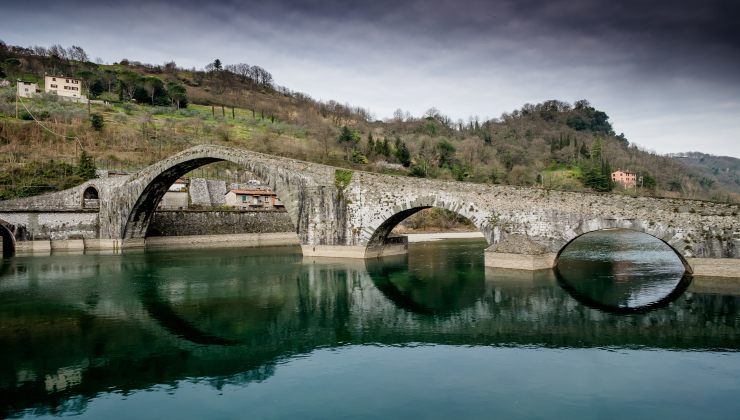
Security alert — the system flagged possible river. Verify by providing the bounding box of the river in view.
[1,230,738,418]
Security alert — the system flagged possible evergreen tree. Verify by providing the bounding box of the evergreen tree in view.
[436,139,456,168]
[581,138,612,192]
[381,138,391,157]
[483,131,493,145]
[77,150,97,180]
[90,113,104,131]
[337,126,358,145]
[366,132,375,155]
[396,140,411,167]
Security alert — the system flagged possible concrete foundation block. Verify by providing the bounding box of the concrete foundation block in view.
[84,239,122,252]
[301,245,369,259]
[484,251,557,271]
[365,243,409,258]
[687,258,740,278]
[302,242,409,259]
[50,239,85,252]
[16,240,52,255]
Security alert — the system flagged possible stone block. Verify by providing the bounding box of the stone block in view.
[484,251,557,271]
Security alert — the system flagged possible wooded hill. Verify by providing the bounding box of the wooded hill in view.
[1,41,737,203]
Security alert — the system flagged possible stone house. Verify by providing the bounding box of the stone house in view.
[224,189,284,209]
[611,169,637,188]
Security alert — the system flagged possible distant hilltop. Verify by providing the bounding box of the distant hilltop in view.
[0,41,736,203]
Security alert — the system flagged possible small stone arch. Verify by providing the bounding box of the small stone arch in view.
[83,185,99,199]
[82,185,100,209]
[363,196,491,255]
[0,219,16,258]
[554,226,693,274]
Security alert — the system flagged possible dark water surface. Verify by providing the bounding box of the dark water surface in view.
[1,231,739,419]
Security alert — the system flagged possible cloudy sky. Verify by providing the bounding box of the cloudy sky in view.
[3,0,739,156]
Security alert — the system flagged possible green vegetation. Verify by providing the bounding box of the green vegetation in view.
[0,160,84,199]
[76,150,97,180]
[0,41,737,203]
[90,113,104,131]
[335,169,353,191]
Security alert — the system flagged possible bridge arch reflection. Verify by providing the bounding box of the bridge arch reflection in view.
[555,227,693,274]
[554,229,692,314]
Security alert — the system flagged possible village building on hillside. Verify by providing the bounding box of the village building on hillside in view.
[16,80,39,98]
[225,189,284,209]
[611,169,637,188]
[44,75,86,101]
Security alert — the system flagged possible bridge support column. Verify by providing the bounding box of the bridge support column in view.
[484,234,556,271]
[302,236,408,259]
[484,251,557,270]
[15,240,51,255]
[688,258,740,278]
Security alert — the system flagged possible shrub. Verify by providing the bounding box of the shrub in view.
[335,169,353,190]
[90,113,104,131]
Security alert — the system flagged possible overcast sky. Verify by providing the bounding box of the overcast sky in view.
[3,0,739,157]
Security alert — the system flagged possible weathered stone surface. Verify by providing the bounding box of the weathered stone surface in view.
[487,234,549,254]
[147,210,294,236]
[1,144,738,274]
[188,178,211,206]
[206,179,227,206]
[145,232,299,249]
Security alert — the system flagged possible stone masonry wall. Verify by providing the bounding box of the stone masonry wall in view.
[147,210,295,236]
[0,212,99,241]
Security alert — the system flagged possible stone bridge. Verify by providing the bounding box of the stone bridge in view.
[1,144,739,276]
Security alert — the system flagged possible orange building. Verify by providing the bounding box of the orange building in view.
[611,169,637,188]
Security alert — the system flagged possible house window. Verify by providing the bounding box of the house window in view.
[241,195,248,202]
[52,78,56,81]
[50,84,57,88]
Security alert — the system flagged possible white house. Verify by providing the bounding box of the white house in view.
[16,80,39,98]
[44,75,86,101]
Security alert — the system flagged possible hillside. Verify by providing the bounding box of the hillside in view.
[0,41,737,203]
[668,152,740,195]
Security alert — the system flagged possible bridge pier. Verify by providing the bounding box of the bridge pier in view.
[484,251,557,271]
[302,236,409,259]
[483,235,557,271]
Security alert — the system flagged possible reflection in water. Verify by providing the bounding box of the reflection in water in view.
[367,241,486,315]
[556,229,690,313]
[0,239,738,418]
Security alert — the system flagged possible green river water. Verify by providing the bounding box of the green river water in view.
[1,230,738,419]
